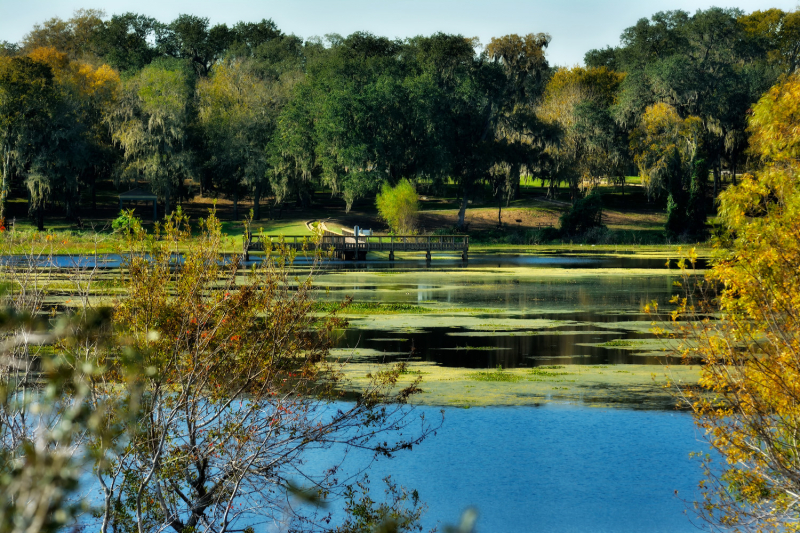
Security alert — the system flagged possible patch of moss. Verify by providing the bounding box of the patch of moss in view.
[528,368,572,377]
[313,301,499,315]
[599,339,635,347]
[469,367,523,382]
[313,301,430,314]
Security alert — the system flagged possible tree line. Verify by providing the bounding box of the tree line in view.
[0,7,797,236]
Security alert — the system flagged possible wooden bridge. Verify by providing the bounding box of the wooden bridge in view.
[243,234,469,261]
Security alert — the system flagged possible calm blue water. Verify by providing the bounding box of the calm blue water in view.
[299,404,706,533]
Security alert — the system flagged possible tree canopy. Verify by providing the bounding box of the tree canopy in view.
[0,6,795,231]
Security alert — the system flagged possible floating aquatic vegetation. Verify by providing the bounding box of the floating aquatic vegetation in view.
[469,366,524,382]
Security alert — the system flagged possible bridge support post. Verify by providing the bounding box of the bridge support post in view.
[389,250,394,261]
[426,250,431,263]
[461,250,468,262]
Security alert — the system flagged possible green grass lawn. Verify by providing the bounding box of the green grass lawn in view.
[247,219,312,235]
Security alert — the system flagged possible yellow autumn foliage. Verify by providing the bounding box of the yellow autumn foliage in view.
[630,103,702,198]
[679,74,800,531]
[28,46,119,102]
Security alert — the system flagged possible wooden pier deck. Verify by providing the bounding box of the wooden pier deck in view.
[243,234,469,261]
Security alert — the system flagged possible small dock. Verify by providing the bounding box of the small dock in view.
[243,234,469,261]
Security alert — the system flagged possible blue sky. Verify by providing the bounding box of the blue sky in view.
[1,0,796,66]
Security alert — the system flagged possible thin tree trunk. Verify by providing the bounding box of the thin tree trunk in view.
[253,183,261,220]
[457,187,469,229]
[1,149,9,220]
[37,203,44,231]
[233,192,238,221]
[497,194,502,227]
[713,155,719,197]
[98,470,114,533]
[165,187,171,217]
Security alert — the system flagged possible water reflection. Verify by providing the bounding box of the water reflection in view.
[335,320,684,368]
[317,275,678,311]
[5,251,706,271]
[309,253,707,271]
[315,258,693,368]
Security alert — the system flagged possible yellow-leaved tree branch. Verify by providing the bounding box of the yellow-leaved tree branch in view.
[672,74,800,532]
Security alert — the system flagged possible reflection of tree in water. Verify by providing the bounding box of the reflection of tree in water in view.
[335,322,679,369]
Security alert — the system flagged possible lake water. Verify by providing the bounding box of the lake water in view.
[298,403,705,533]
[297,253,709,532]
[312,252,692,367]
[33,251,709,531]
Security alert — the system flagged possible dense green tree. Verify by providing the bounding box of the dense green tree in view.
[198,58,290,219]
[537,66,627,200]
[272,31,551,225]
[588,8,777,196]
[91,13,162,73]
[0,56,57,222]
[408,33,505,228]
[273,32,427,210]
[486,33,555,221]
[228,19,283,58]
[21,47,120,228]
[108,57,194,214]
[21,9,105,61]
[739,8,800,75]
[558,191,604,235]
[158,15,232,77]
[269,81,317,208]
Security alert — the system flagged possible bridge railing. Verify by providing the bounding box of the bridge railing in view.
[322,235,468,250]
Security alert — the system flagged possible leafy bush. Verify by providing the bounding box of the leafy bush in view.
[111,209,142,234]
[376,179,419,234]
[559,192,604,235]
